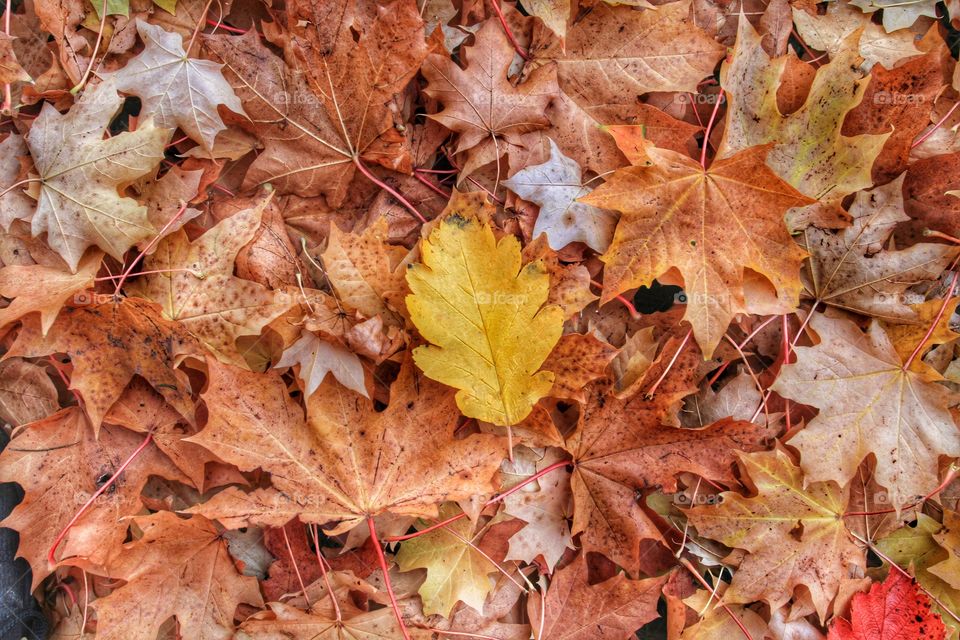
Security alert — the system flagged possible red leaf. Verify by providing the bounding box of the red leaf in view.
[828,571,946,640]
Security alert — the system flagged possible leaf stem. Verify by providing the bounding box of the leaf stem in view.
[281,524,311,607]
[1,0,12,116]
[912,101,960,149]
[490,0,529,62]
[367,516,412,640]
[644,328,692,399]
[69,0,108,94]
[113,202,190,296]
[413,171,452,199]
[353,157,428,224]
[844,462,960,518]
[902,270,958,372]
[310,523,342,622]
[700,89,724,170]
[0,177,42,200]
[384,459,571,542]
[47,432,154,567]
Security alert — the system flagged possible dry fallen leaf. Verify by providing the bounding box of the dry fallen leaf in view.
[406,215,564,426]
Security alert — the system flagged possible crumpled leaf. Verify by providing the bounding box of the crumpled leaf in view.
[799,176,958,322]
[129,192,294,364]
[792,2,922,70]
[105,21,245,150]
[0,33,30,84]
[850,0,938,32]
[0,357,57,426]
[406,215,564,426]
[25,79,169,271]
[274,329,368,398]
[501,449,574,570]
[0,249,100,334]
[236,601,431,639]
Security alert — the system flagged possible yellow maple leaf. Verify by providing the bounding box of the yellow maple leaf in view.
[395,504,497,617]
[406,215,564,426]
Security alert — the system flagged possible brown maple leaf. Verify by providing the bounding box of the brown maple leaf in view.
[422,19,556,179]
[581,142,813,357]
[0,407,185,589]
[203,0,430,205]
[527,554,667,639]
[530,0,725,106]
[565,341,774,573]
[187,357,505,533]
[6,297,198,430]
[93,511,263,640]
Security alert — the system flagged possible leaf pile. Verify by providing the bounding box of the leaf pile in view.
[1,0,960,637]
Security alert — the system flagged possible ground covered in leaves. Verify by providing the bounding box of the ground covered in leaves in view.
[1,0,960,637]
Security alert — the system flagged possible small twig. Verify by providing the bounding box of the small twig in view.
[385,460,570,542]
[490,0,529,61]
[48,433,154,566]
[645,328,692,399]
[281,525,311,607]
[677,557,754,640]
[368,517,412,640]
[70,0,109,94]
